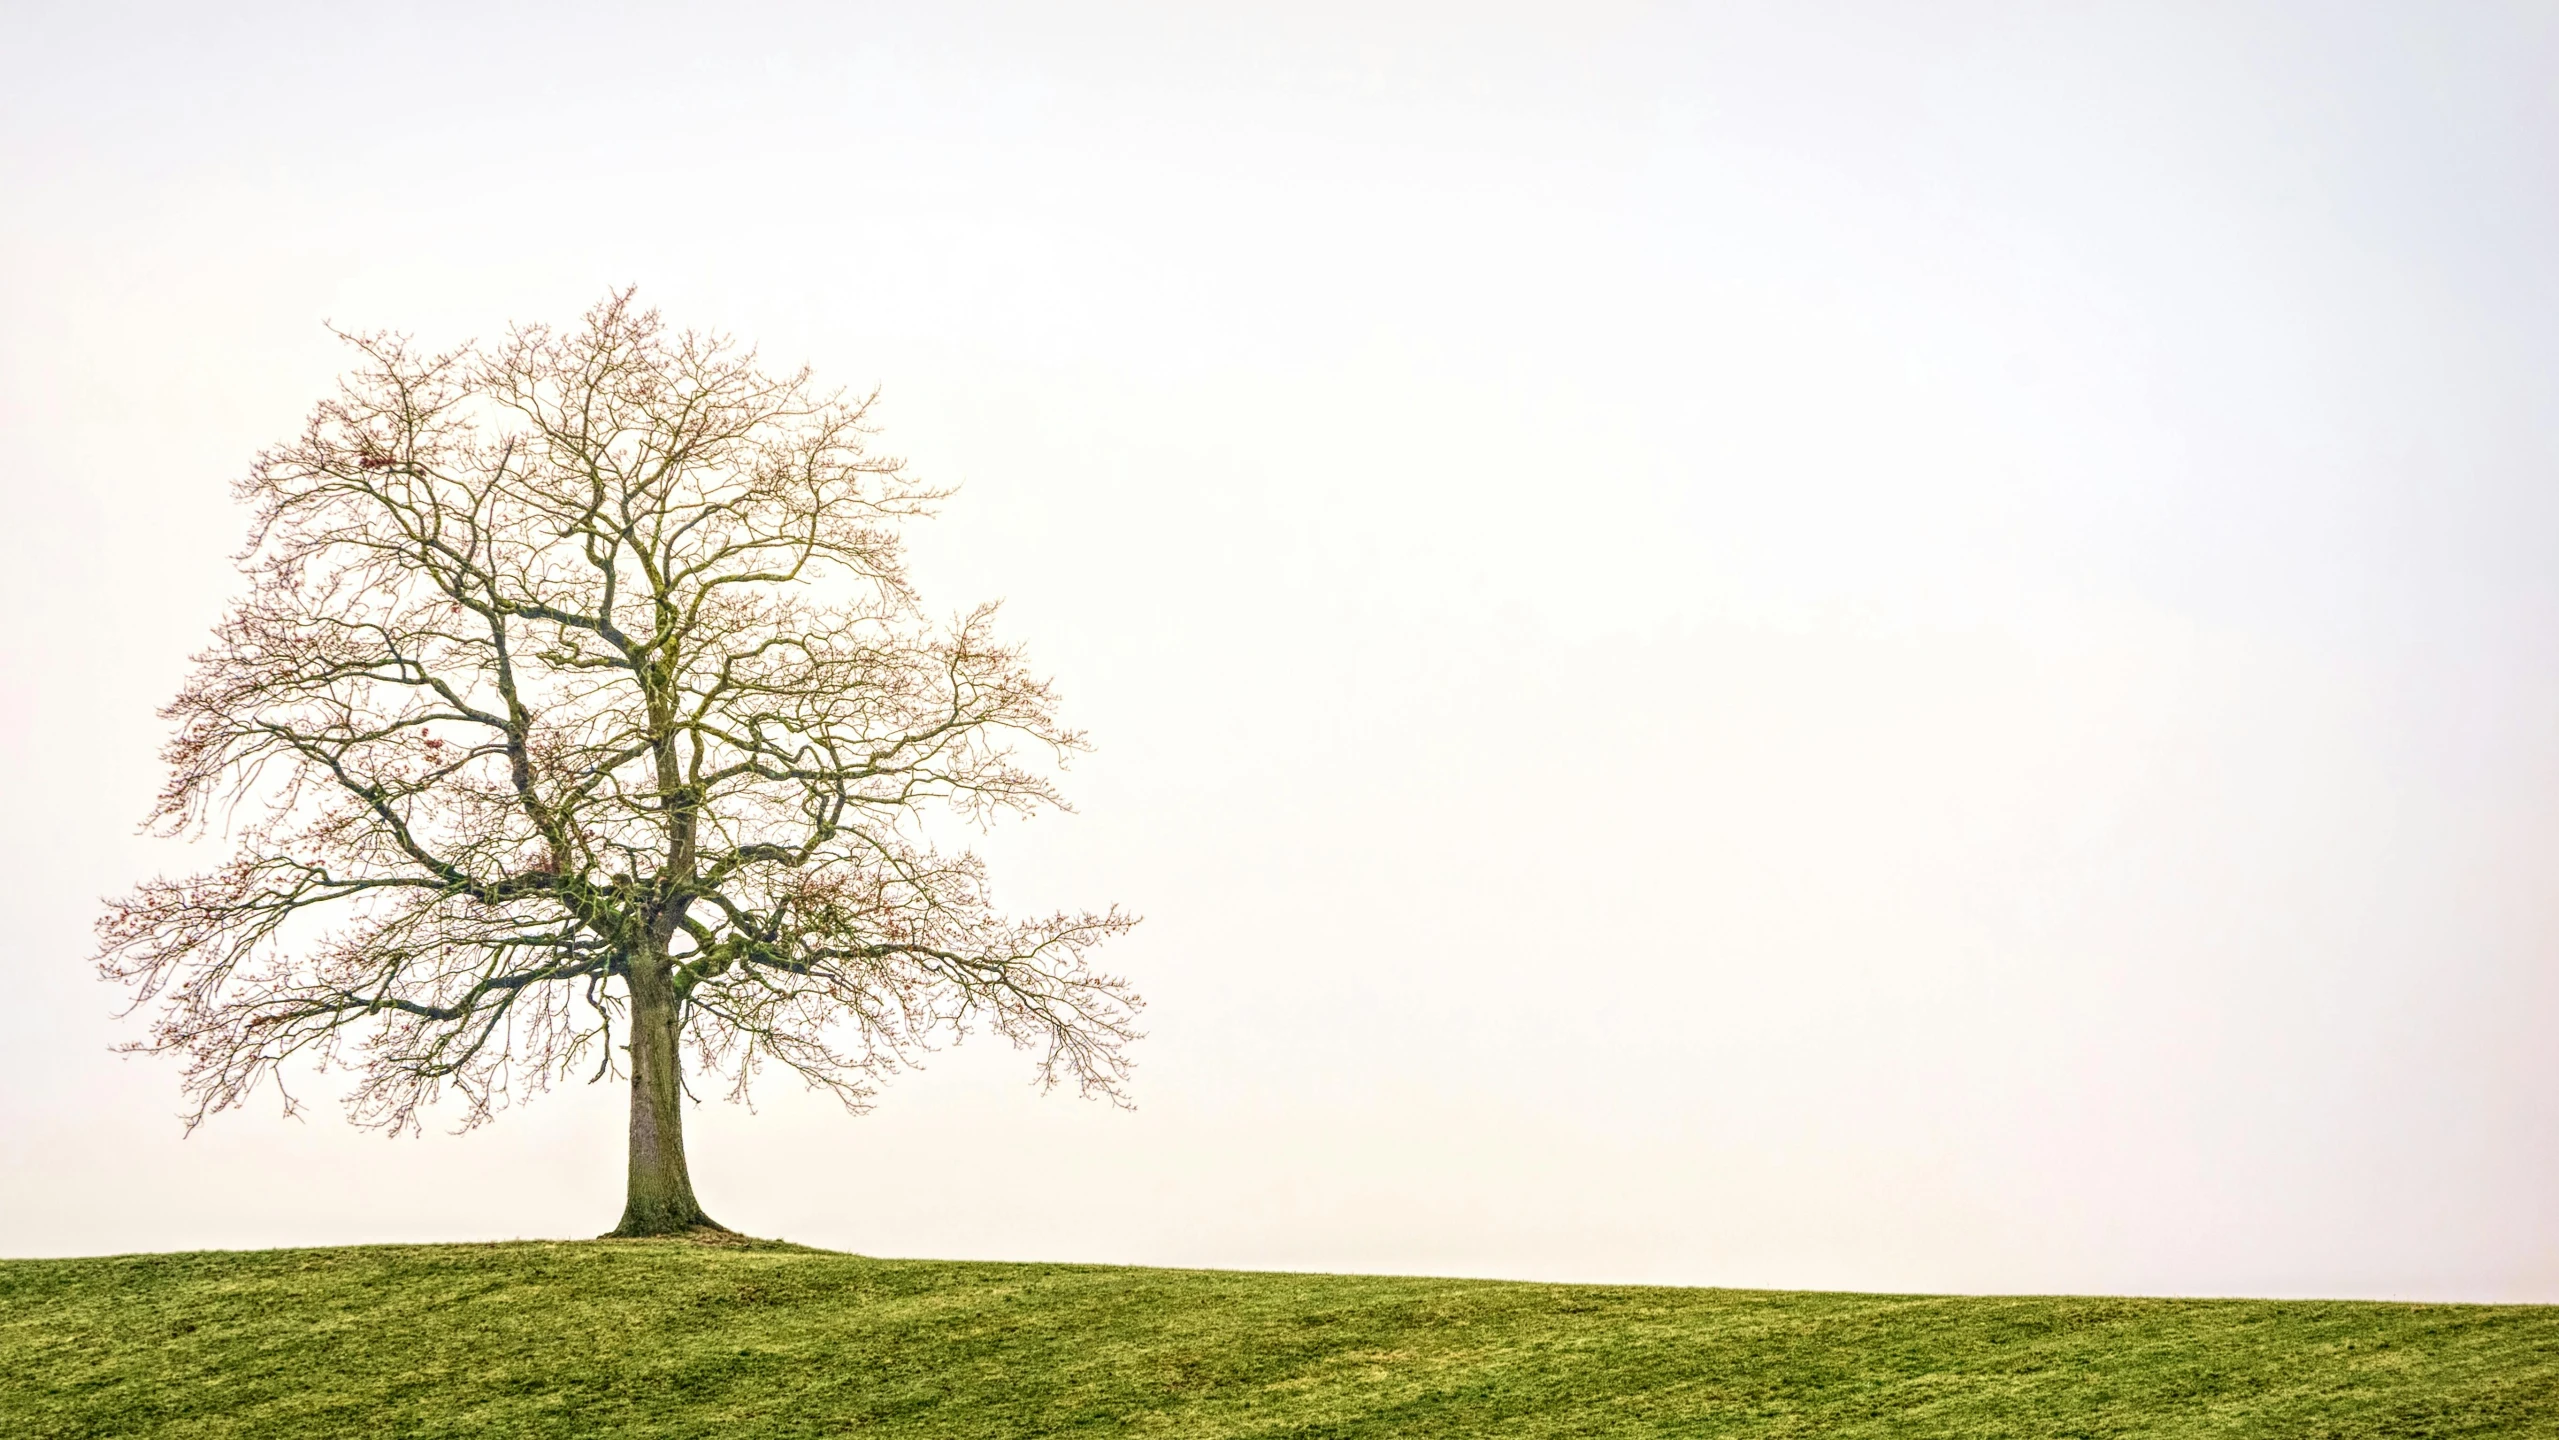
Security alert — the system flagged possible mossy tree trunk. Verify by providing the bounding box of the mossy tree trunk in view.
[610,950,724,1236]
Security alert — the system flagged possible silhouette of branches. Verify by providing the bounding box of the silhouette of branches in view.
[100,291,1140,1134]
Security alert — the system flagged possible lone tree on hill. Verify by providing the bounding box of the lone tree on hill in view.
[98,291,1140,1236]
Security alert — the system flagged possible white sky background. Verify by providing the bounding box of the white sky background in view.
[3,1,2557,1300]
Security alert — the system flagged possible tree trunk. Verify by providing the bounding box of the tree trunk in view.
[609,953,726,1236]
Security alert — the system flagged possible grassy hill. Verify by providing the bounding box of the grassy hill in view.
[3,1239,2555,1438]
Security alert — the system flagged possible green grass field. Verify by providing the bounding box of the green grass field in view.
[3,1238,2554,1438]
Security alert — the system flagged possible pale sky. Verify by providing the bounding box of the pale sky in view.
[5,1,2558,1301]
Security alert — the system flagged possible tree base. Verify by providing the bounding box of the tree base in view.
[599,1223,751,1245]
[605,1201,736,1239]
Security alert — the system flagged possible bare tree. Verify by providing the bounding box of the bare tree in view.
[98,291,1140,1236]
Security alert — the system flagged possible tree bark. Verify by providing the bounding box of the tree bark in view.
[609,953,725,1236]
